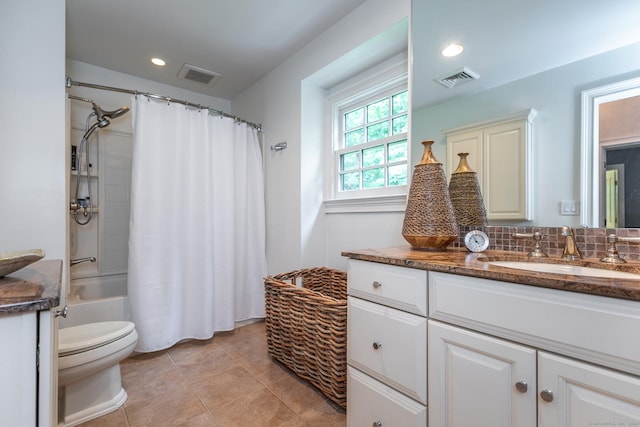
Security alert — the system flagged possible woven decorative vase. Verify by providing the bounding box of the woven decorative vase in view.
[402,140,458,250]
[449,152,488,226]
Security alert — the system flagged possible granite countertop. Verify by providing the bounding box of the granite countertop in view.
[342,246,640,302]
[0,260,62,314]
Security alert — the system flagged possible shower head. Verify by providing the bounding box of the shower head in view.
[92,102,130,122]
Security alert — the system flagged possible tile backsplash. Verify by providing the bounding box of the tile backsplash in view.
[453,226,640,262]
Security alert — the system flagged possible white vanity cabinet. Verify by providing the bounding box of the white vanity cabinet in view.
[428,271,640,427]
[428,321,537,427]
[346,259,428,427]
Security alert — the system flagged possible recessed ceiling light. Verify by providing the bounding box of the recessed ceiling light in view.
[151,57,166,66]
[441,43,464,57]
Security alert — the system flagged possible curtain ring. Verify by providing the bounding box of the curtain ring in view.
[134,89,138,100]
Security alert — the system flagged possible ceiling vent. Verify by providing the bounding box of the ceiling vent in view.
[435,67,479,88]
[178,64,221,86]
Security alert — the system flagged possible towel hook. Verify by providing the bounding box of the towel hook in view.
[270,142,287,152]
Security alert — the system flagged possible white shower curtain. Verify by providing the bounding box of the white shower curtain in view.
[128,97,267,352]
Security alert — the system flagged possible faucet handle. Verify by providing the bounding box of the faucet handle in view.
[601,234,640,264]
[512,231,548,258]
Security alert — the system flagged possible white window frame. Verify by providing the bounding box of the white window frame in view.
[324,57,409,213]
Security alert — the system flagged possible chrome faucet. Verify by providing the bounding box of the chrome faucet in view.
[512,231,548,257]
[600,234,640,264]
[560,226,582,260]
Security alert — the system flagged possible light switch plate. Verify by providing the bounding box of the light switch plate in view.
[560,200,580,216]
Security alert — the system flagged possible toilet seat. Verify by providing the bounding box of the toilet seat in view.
[59,321,135,356]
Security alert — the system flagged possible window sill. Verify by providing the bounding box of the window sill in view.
[324,194,407,214]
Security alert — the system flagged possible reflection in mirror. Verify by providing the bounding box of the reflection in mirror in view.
[581,77,640,227]
[411,0,640,226]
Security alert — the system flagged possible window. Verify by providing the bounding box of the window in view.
[334,86,408,198]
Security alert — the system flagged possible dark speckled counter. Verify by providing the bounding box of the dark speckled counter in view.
[342,246,640,301]
[0,260,62,314]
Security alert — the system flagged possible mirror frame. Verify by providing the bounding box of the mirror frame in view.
[580,75,640,227]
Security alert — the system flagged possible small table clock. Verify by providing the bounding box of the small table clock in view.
[464,230,490,253]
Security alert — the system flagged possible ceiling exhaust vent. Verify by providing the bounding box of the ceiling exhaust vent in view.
[435,67,479,88]
[178,64,221,86]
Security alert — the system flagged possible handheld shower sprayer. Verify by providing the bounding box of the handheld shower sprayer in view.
[92,102,129,122]
[68,95,130,225]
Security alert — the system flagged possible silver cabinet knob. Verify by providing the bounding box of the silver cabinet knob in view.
[372,280,382,288]
[373,422,382,427]
[372,341,382,350]
[540,389,554,402]
[515,380,528,393]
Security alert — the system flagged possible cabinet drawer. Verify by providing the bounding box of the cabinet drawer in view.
[347,296,427,404]
[429,271,640,376]
[348,366,426,427]
[347,259,427,315]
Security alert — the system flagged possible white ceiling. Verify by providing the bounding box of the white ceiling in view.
[66,0,640,106]
[66,0,369,99]
[413,0,640,109]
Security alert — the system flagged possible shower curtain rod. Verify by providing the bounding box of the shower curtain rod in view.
[65,77,262,132]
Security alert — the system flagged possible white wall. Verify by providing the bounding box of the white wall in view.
[232,0,411,273]
[1,2,65,424]
[412,41,640,227]
[1,1,66,261]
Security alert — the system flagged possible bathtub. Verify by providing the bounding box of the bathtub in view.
[60,274,132,328]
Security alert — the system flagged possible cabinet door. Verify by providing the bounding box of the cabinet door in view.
[348,296,427,404]
[446,129,483,183]
[0,312,37,427]
[483,120,530,220]
[347,366,426,427]
[538,351,640,426]
[428,320,536,427]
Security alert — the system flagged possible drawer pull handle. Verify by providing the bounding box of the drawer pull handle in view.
[372,280,382,288]
[372,341,382,350]
[373,422,382,427]
[515,380,528,393]
[540,389,554,402]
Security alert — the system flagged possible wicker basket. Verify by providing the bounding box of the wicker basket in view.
[264,267,347,408]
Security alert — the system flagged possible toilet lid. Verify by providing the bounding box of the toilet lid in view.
[59,321,135,356]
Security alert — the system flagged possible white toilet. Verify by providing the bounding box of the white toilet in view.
[58,321,138,427]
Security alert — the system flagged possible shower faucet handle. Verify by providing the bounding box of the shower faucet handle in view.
[55,305,68,318]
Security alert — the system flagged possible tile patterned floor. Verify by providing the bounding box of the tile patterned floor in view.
[79,321,346,427]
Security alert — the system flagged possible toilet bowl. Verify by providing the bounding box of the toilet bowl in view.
[58,321,138,427]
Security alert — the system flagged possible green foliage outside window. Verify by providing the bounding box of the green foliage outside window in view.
[338,89,408,193]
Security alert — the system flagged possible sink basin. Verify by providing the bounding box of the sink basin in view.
[0,249,45,278]
[488,261,640,279]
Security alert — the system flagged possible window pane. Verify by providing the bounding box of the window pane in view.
[392,115,408,135]
[388,164,407,186]
[340,151,359,171]
[367,98,389,122]
[341,172,360,191]
[345,129,364,147]
[363,168,385,189]
[363,145,384,167]
[388,140,407,162]
[392,91,408,114]
[345,108,364,130]
[367,122,389,142]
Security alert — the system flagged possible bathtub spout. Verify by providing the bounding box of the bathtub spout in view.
[71,256,96,266]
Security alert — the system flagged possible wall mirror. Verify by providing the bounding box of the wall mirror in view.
[581,79,640,228]
[411,0,640,226]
